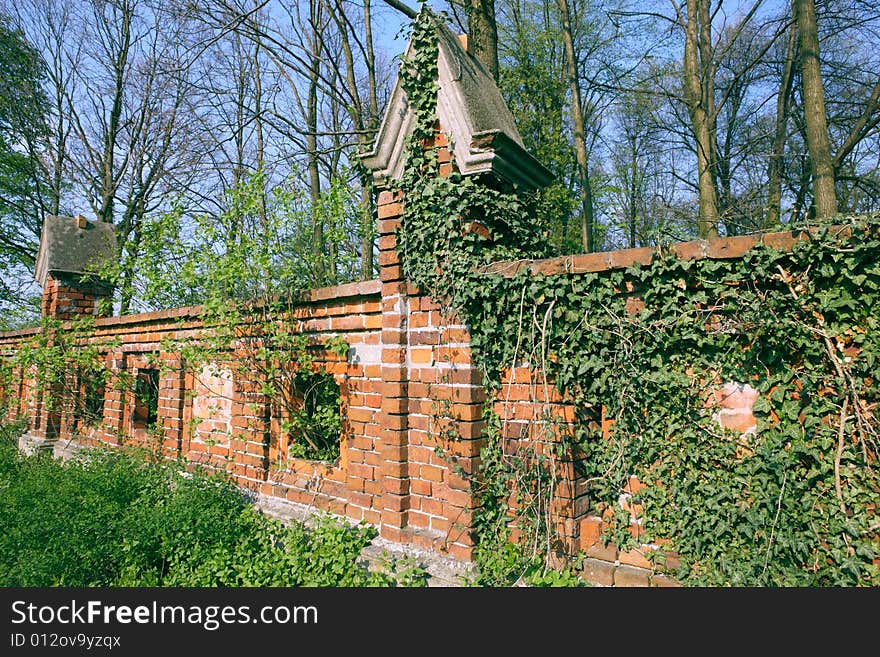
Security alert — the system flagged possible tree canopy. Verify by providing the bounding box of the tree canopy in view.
[0,14,49,326]
[0,0,878,327]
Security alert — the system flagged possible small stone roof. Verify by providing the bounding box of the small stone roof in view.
[34,215,117,287]
[361,14,553,190]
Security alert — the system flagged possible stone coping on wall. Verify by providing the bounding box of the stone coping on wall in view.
[480,224,853,278]
[0,279,381,340]
[0,326,42,341]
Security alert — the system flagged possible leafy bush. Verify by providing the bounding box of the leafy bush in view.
[0,422,423,586]
[284,368,343,462]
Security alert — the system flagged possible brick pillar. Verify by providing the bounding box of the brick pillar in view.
[25,274,112,451]
[101,352,125,444]
[41,272,112,320]
[230,366,270,490]
[159,354,186,458]
[58,368,78,439]
[377,188,411,541]
[26,363,59,447]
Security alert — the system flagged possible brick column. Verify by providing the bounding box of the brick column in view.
[377,188,411,541]
[101,352,125,444]
[28,382,57,446]
[41,273,112,320]
[24,272,112,452]
[58,368,79,439]
[229,366,270,490]
[158,353,186,458]
[27,363,65,449]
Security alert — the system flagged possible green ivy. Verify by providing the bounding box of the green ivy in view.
[395,8,879,586]
[395,9,581,585]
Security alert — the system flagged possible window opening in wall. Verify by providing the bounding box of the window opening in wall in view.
[133,369,159,429]
[272,369,343,463]
[77,370,106,427]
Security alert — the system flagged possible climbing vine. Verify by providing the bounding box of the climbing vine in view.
[165,301,349,466]
[396,7,879,586]
[394,8,570,585]
[2,317,124,431]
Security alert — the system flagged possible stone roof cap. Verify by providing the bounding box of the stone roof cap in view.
[361,13,553,190]
[34,215,117,287]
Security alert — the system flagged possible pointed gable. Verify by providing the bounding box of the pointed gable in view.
[34,215,117,288]
[362,14,553,190]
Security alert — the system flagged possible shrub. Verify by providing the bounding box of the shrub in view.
[0,423,424,587]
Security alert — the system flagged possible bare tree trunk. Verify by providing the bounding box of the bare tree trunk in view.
[230,30,248,245]
[250,25,274,293]
[683,0,720,238]
[365,0,379,124]
[557,0,594,252]
[466,0,499,82]
[47,22,72,218]
[252,35,267,235]
[716,77,741,232]
[96,0,133,225]
[833,80,880,171]
[629,137,638,248]
[326,0,374,281]
[380,0,417,20]
[795,0,837,218]
[50,105,66,218]
[767,21,796,226]
[361,0,377,279]
[307,0,325,282]
[119,203,142,315]
[791,109,811,222]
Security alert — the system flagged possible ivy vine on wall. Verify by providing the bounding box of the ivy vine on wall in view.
[396,8,879,586]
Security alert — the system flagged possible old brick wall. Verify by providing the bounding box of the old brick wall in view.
[0,266,482,561]
[476,226,855,586]
[0,224,852,584]
[2,128,853,587]
[0,120,484,564]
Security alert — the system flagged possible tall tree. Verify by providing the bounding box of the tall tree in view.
[497,0,622,252]
[326,0,380,279]
[0,13,49,323]
[556,0,594,251]
[465,0,499,80]
[766,17,796,226]
[794,0,836,218]
[680,0,720,238]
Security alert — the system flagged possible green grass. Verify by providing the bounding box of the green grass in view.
[0,420,426,587]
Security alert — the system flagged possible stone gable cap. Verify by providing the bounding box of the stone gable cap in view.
[34,215,117,287]
[361,12,554,190]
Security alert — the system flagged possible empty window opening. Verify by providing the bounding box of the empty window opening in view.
[77,371,106,427]
[272,369,342,463]
[133,369,159,429]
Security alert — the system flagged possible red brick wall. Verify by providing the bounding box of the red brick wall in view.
[0,133,851,584]
[1,270,483,559]
[374,177,479,559]
[0,229,843,583]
